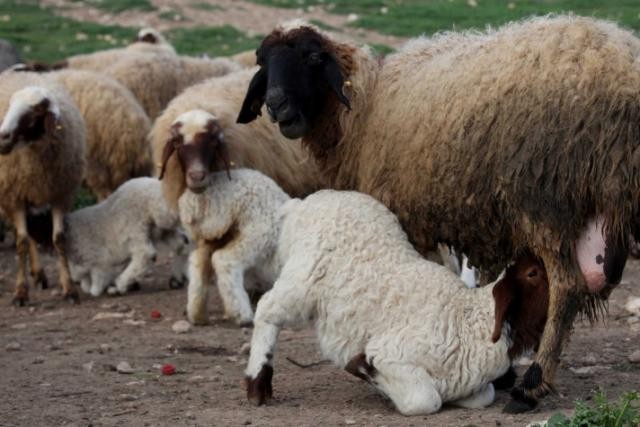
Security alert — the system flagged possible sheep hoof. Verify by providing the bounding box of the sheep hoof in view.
[492,366,517,390]
[345,352,376,384]
[34,271,49,290]
[168,277,185,289]
[129,282,141,292]
[246,365,273,406]
[63,289,80,304]
[503,387,538,413]
[11,293,28,307]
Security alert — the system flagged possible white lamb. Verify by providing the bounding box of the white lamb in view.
[245,190,549,416]
[65,177,188,296]
[179,168,289,326]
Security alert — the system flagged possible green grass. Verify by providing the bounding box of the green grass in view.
[167,25,262,57]
[190,2,224,11]
[249,0,640,37]
[0,0,136,63]
[158,9,188,22]
[70,0,155,14]
[536,391,640,427]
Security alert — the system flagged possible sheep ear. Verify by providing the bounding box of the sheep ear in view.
[322,55,351,110]
[158,139,176,180]
[491,276,515,343]
[237,67,267,124]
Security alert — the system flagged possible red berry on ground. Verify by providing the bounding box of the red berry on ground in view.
[150,310,162,319]
[162,363,176,376]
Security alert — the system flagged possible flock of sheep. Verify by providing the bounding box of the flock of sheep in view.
[0,13,639,417]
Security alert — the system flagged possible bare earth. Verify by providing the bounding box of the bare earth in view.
[0,236,638,427]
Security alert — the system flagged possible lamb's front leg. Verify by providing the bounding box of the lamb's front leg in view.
[212,249,254,326]
[11,208,30,306]
[113,241,156,295]
[51,206,78,302]
[186,241,213,325]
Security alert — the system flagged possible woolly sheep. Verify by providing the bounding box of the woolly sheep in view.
[179,167,288,325]
[151,69,323,213]
[0,72,85,304]
[63,177,188,296]
[42,69,152,199]
[245,190,549,415]
[231,49,256,68]
[238,16,640,411]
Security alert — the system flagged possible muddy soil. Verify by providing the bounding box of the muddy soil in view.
[0,238,638,427]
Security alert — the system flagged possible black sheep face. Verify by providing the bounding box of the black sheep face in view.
[237,26,350,139]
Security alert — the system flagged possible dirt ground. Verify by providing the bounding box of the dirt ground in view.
[0,236,639,427]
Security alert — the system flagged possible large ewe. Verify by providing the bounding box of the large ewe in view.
[0,72,85,304]
[151,68,323,213]
[237,17,640,411]
[246,190,550,415]
[45,69,151,199]
[64,177,188,296]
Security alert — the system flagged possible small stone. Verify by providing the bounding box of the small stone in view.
[187,375,206,383]
[45,343,61,351]
[33,356,45,364]
[629,350,640,364]
[83,361,95,373]
[345,419,356,425]
[92,312,127,321]
[569,366,596,378]
[99,343,111,353]
[119,393,137,402]
[185,411,195,420]
[5,342,21,351]
[226,356,238,363]
[214,365,223,371]
[581,353,597,366]
[239,342,251,355]
[172,320,191,334]
[116,361,134,374]
[11,323,27,330]
[625,297,640,316]
[123,319,146,326]
[125,380,144,386]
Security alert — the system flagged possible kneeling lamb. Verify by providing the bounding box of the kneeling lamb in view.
[65,177,188,296]
[246,190,549,415]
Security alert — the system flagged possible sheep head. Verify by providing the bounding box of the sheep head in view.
[135,28,166,45]
[0,86,61,155]
[237,24,351,139]
[159,109,230,193]
[491,252,549,359]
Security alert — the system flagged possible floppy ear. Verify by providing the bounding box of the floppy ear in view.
[322,55,351,110]
[237,67,267,124]
[491,276,515,343]
[158,139,176,180]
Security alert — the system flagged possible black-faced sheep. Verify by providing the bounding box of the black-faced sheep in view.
[0,72,85,304]
[237,17,640,411]
[245,189,549,415]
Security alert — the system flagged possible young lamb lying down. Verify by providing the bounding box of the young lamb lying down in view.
[246,190,549,415]
[64,177,188,296]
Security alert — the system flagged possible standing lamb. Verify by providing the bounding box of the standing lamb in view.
[158,109,291,325]
[0,72,85,304]
[237,17,640,411]
[63,177,188,297]
[150,69,323,213]
[245,190,549,415]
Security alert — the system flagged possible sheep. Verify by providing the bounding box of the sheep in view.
[37,69,152,200]
[157,109,290,325]
[245,190,549,415]
[0,39,21,72]
[61,27,176,71]
[150,68,324,214]
[61,177,188,297]
[0,72,85,304]
[101,53,242,119]
[237,16,640,411]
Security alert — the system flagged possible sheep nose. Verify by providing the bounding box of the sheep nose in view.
[266,89,288,113]
[188,171,205,182]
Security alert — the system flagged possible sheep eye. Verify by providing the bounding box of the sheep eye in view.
[527,269,538,278]
[308,52,322,64]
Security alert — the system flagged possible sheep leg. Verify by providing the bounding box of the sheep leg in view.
[114,242,156,295]
[51,206,78,302]
[186,242,213,325]
[80,277,91,295]
[452,383,496,409]
[11,209,30,306]
[90,269,112,297]
[246,272,313,406]
[166,230,189,289]
[505,256,580,413]
[28,237,48,289]
[367,357,442,416]
[213,250,254,326]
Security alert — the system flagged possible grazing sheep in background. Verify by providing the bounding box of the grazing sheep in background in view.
[0,39,21,72]
[237,17,640,411]
[102,53,241,119]
[62,177,188,297]
[158,109,289,325]
[0,72,85,304]
[150,68,324,213]
[37,69,152,200]
[245,190,549,415]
